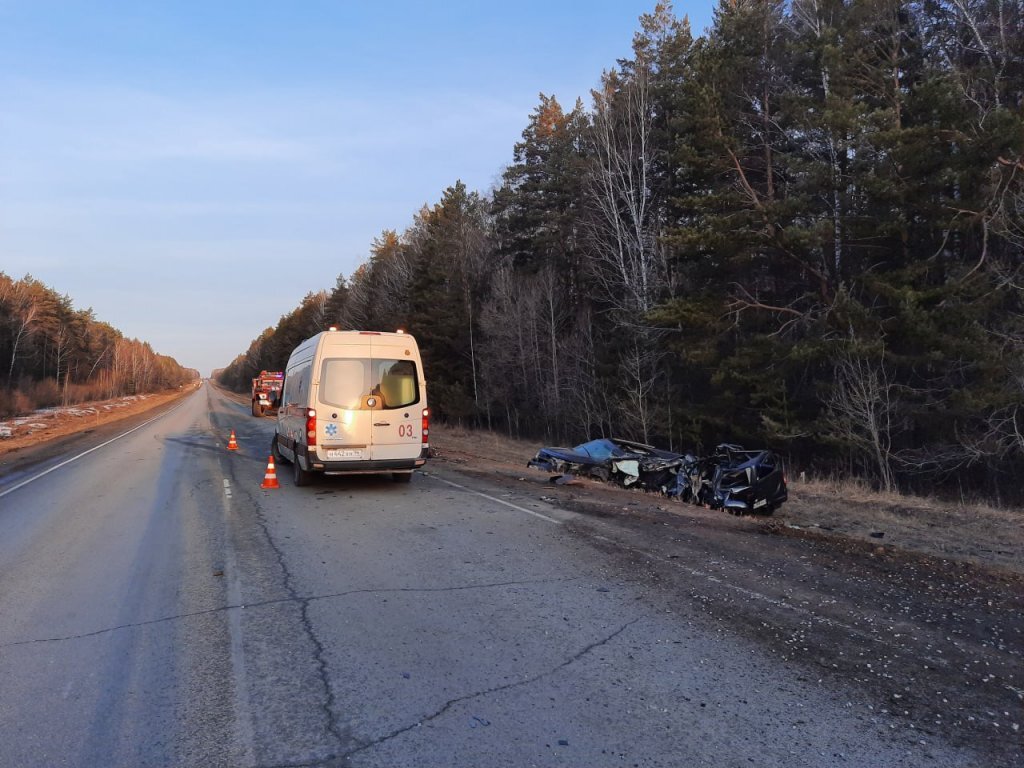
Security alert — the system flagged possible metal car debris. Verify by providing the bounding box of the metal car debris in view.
[671,443,788,515]
[527,438,689,489]
[528,439,787,515]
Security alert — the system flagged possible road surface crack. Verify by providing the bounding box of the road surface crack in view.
[0,577,575,649]
[338,616,644,761]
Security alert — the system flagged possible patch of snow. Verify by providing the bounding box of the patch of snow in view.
[65,408,98,417]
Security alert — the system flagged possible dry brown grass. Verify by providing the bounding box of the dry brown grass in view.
[433,423,541,467]
[797,475,1022,530]
[784,476,1023,572]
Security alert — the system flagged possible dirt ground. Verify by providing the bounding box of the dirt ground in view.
[430,424,1024,576]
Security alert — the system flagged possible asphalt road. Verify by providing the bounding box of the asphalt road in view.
[0,382,1018,767]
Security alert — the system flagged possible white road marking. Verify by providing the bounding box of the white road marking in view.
[429,474,563,525]
[220,487,256,764]
[0,400,189,500]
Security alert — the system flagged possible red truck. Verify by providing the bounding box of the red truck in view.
[251,370,284,416]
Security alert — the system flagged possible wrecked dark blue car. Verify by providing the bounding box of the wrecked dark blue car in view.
[529,439,787,515]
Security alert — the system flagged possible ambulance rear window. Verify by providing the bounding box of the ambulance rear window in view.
[319,359,366,408]
[319,358,420,409]
[374,359,418,408]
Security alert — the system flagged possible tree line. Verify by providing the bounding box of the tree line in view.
[219,0,1023,503]
[0,273,196,417]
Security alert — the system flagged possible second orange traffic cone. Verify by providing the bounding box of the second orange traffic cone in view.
[261,455,280,489]
[227,430,239,451]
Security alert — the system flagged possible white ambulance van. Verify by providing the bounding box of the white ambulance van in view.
[272,329,429,485]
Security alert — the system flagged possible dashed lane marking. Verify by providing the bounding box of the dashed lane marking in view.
[427,474,563,525]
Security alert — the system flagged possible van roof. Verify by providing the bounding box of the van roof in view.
[287,330,420,367]
[318,330,418,345]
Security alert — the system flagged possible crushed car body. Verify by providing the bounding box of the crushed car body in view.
[528,439,787,515]
[527,438,688,489]
[676,444,788,515]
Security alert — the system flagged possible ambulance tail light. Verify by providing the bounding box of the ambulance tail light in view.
[306,408,317,446]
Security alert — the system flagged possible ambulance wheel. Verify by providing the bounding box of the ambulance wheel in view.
[294,456,312,486]
[271,434,289,465]
[392,472,412,483]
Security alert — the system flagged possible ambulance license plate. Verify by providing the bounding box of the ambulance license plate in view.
[327,449,363,459]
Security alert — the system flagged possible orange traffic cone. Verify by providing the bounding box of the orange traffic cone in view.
[227,430,239,451]
[261,455,280,489]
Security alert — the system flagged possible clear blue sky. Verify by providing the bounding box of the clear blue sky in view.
[1,1,715,376]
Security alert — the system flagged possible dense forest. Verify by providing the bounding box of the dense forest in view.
[0,273,196,417]
[219,0,1023,502]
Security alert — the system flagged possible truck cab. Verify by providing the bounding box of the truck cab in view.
[252,371,284,416]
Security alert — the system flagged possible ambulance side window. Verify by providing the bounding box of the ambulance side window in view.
[284,361,311,406]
